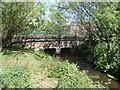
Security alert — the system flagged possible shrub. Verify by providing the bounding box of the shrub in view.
[48,60,78,78]
[1,66,31,88]
[48,60,104,88]
[33,51,53,61]
[94,42,108,71]
[94,42,120,80]
[56,71,104,88]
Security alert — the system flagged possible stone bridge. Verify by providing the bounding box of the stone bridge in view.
[12,35,86,54]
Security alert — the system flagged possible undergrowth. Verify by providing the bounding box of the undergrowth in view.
[47,60,104,88]
[1,50,104,88]
[1,66,31,88]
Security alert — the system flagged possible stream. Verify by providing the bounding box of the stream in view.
[44,48,120,89]
[56,53,120,89]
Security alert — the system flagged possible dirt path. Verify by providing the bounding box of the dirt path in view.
[2,52,58,88]
[30,66,58,88]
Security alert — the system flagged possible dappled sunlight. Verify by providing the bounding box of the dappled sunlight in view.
[1,1,119,89]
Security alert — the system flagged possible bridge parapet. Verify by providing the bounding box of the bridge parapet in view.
[12,36,85,51]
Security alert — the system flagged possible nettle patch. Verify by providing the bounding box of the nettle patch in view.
[47,60,104,88]
[1,66,31,88]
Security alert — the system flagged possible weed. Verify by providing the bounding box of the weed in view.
[1,66,31,88]
[48,60,104,88]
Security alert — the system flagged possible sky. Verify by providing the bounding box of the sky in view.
[34,0,96,25]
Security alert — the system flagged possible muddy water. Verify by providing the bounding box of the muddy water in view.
[56,53,120,89]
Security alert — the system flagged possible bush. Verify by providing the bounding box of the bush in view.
[94,42,120,80]
[48,60,78,78]
[48,60,104,88]
[56,71,104,88]
[94,42,108,71]
[33,51,53,61]
[1,66,31,88]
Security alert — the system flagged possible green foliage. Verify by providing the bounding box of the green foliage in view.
[1,66,31,88]
[41,3,67,36]
[93,2,120,81]
[94,42,120,80]
[74,2,120,81]
[78,43,95,63]
[1,2,45,48]
[33,51,53,61]
[48,60,78,78]
[58,2,95,24]
[56,71,104,88]
[94,42,109,71]
[48,60,104,88]
[1,50,105,88]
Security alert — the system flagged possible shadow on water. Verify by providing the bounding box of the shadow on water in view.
[44,48,120,89]
[44,48,56,56]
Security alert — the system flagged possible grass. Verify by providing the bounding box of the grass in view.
[0,50,105,88]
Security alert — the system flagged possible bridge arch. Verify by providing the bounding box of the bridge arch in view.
[44,48,56,55]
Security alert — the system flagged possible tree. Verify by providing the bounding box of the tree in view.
[48,2,66,35]
[59,2,120,80]
[1,2,45,48]
[94,2,120,80]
